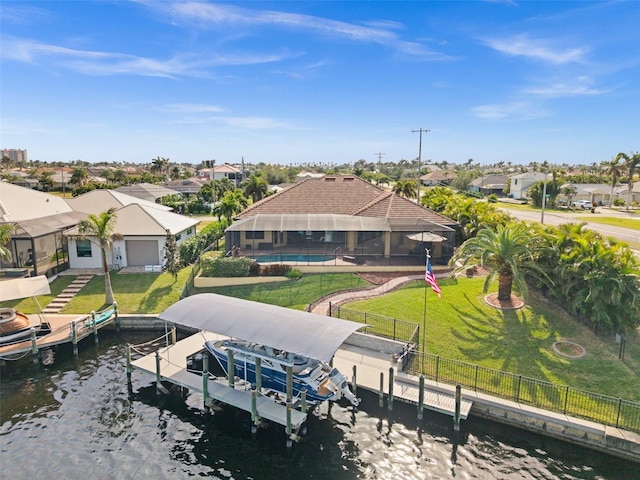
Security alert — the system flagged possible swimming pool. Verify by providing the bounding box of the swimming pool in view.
[254,254,335,264]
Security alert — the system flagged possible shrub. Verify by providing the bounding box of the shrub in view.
[613,198,626,206]
[203,257,253,277]
[487,194,498,203]
[261,263,292,276]
[199,251,224,276]
[285,269,303,280]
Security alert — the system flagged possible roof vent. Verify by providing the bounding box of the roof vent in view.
[324,177,336,182]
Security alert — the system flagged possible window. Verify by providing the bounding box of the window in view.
[245,231,265,240]
[187,228,193,235]
[176,233,182,241]
[76,239,92,258]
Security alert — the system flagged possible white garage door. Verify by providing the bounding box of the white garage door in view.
[126,240,159,266]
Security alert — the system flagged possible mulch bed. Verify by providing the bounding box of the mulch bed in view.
[484,293,525,310]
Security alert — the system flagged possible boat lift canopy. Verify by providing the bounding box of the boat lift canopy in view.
[158,293,364,363]
[0,275,50,302]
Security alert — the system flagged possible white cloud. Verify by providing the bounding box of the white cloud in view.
[153,1,449,60]
[524,78,610,98]
[161,103,227,114]
[1,36,294,77]
[471,101,545,120]
[482,34,587,64]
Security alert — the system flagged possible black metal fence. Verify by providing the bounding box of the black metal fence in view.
[332,307,640,434]
[331,305,419,353]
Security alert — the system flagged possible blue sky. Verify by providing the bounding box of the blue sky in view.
[1,1,638,166]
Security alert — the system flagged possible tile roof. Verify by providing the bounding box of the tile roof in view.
[239,175,456,226]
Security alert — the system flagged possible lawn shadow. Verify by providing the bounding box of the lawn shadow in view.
[449,292,563,386]
[139,283,174,312]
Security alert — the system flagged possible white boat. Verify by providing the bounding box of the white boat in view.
[205,338,359,406]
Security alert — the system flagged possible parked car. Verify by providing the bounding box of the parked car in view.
[572,200,593,209]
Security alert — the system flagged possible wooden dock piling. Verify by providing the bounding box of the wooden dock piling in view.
[71,320,78,356]
[202,354,210,413]
[418,374,425,420]
[388,367,394,411]
[454,384,461,431]
[91,311,98,345]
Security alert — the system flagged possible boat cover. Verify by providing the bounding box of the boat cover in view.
[0,275,51,302]
[158,293,364,363]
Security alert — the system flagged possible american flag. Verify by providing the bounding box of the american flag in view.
[425,257,442,299]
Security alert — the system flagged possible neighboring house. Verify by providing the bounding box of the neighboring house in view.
[469,175,508,196]
[420,170,457,186]
[64,190,198,269]
[114,182,179,203]
[295,171,325,182]
[64,189,173,214]
[198,164,243,186]
[226,175,458,264]
[165,177,208,195]
[557,183,612,206]
[613,182,640,205]
[2,170,38,189]
[508,172,547,199]
[0,182,84,277]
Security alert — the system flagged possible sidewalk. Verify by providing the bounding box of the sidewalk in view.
[310,274,426,315]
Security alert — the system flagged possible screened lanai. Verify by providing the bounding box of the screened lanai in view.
[225,213,456,266]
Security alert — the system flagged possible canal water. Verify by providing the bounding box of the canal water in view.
[1,332,637,479]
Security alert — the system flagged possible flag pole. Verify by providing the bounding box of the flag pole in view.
[422,248,430,372]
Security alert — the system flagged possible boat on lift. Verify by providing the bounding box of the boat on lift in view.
[205,338,359,406]
[158,293,366,407]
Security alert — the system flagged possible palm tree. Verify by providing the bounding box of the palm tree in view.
[0,223,16,263]
[70,167,88,187]
[616,151,640,211]
[75,208,123,305]
[603,156,623,207]
[214,189,249,224]
[243,175,269,203]
[450,223,545,302]
[561,185,577,207]
[392,179,417,199]
[150,156,169,180]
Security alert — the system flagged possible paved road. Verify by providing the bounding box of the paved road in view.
[499,206,640,247]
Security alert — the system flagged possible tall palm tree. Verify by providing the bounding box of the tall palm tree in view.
[450,223,545,301]
[243,175,269,203]
[0,223,16,263]
[616,151,640,211]
[602,156,623,207]
[75,208,123,305]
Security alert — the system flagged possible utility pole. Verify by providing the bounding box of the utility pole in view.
[375,152,385,170]
[412,128,429,204]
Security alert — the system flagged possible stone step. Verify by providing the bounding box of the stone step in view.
[58,292,76,298]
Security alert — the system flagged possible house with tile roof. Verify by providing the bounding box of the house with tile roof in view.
[226,175,458,265]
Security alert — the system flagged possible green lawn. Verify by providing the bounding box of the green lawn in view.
[343,277,640,401]
[576,215,640,231]
[3,269,637,403]
[192,273,370,311]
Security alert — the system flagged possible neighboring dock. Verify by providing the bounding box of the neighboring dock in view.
[0,306,117,362]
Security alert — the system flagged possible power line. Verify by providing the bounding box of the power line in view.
[375,152,385,169]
